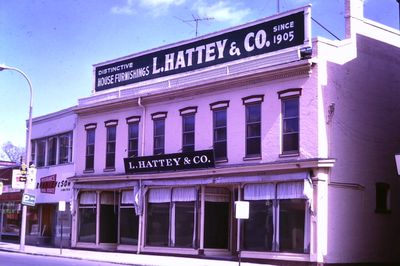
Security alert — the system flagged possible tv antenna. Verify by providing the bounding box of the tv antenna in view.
[176,14,214,37]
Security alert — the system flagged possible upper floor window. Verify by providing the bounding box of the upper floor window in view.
[126,116,140,158]
[105,120,118,170]
[59,132,73,164]
[47,137,57,166]
[31,131,73,168]
[180,107,197,153]
[210,101,229,162]
[152,112,167,155]
[36,139,46,167]
[243,95,264,158]
[85,123,97,171]
[278,89,301,155]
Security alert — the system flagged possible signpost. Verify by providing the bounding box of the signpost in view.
[58,201,66,255]
[235,200,250,266]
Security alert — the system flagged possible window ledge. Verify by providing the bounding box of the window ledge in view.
[215,159,228,163]
[243,156,262,161]
[279,152,299,158]
[83,169,94,174]
[103,167,116,172]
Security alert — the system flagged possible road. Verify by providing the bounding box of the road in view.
[0,250,131,266]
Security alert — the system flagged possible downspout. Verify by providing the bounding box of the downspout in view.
[137,97,146,254]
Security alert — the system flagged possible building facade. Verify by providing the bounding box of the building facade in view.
[26,107,76,247]
[27,0,400,264]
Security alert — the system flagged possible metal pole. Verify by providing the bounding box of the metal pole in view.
[0,65,33,252]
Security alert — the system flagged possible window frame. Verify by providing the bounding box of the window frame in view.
[104,120,118,170]
[180,107,197,153]
[126,116,140,158]
[242,95,264,159]
[210,101,229,162]
[84,123,97,171]
[278,89,301,156]
[152,112,167,155]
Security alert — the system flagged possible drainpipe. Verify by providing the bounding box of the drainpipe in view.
[137,97,146,254]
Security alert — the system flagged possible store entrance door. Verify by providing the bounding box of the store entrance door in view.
[41,204,56,245]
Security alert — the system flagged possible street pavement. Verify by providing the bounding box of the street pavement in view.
[0,241,274,266]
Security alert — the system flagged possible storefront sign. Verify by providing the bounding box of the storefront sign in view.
[95,9,309,92]
[124,149,215,174]
[12,169,25,190]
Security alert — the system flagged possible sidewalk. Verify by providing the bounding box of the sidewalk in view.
[0,241,274,266]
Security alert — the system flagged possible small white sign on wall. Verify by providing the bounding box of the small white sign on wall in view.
[58,201,66,212]
[235,201,249,219]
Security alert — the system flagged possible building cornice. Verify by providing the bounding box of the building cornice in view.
[75,58,313,115]
[70,158,335,183]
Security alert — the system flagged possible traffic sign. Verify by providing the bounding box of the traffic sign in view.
[22,193,36,206]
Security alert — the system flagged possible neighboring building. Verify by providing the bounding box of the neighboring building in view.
[26,107,76,247]
[24,0,399,264]
[0,161,21,242]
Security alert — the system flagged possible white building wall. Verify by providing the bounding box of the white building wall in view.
[317,9,400,263]
[75,72,320,175]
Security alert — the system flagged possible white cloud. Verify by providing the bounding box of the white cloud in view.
[111,0,137,15]
[193,0,251,25]
[111,0,185,17]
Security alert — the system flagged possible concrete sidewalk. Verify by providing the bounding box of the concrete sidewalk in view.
[0,242,274,266]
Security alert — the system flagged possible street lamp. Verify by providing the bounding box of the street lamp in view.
[0,64,33,252]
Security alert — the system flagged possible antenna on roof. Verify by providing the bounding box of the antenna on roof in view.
[176,14,214,37]
[277,0,280,13]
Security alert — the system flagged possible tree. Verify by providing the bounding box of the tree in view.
[1,141,25,163]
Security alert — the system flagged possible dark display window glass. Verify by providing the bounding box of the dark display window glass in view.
[120,207,139,245]
[174,202,195,247]
[279,199,305,252]
[146,203,170,246]
[100,192,118,243]
[78,207,96,243]
[243,200,274,251]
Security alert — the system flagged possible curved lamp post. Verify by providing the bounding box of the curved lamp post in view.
[0,64,33,252]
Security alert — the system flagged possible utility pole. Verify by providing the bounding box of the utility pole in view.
[397,0,400,30]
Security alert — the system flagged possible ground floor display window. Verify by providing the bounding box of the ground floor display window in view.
[100,192,118,243]
[0,202,21,236]
[243,181,311,253]
[120,190,139,245]
[78,192,96,243]
[204,187,230,249]
[78,190,139,245]
[146,187,197,248]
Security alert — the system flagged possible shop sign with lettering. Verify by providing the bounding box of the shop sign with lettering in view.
[124,149,215,174]
[95,8,310,92]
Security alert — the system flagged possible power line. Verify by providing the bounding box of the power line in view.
[312,17,341,41]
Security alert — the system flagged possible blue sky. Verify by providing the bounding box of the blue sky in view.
[0,0,398,151]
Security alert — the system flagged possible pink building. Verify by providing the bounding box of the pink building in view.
[29,0,400,264]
